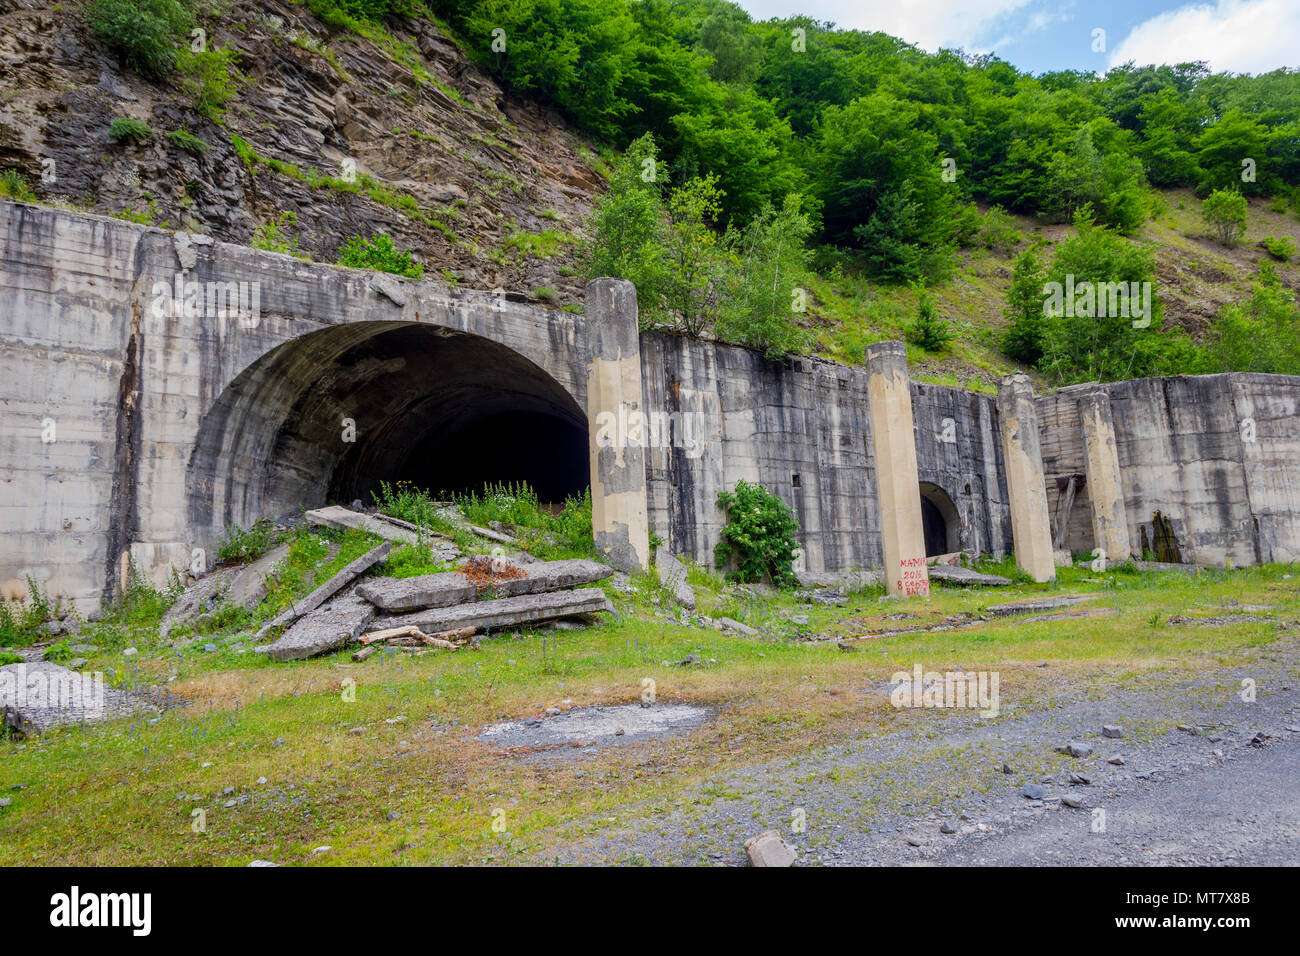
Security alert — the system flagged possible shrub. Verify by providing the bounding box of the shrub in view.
[109,117,153,145]
[337,232,424,278]
[0,168,36,202]
[714,480,800,588]
[1262,235,1295,261]
[532,285,558,303]
[167,128,208,155]
[43,639,73,663]
[176,46,244,123]
[906,284,953,351]
[88,0,193,80]
[215,519,278,564]
[252,211,301,256]
[979,205,1023,255]
[1201,188,1248,245]
[1001,244,1047,365]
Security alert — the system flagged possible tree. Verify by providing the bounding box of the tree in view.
[719,193,813,358]
[1201,188,1249,245]
[582,134,668,323]
[1196,110,1269,196]
[1201,264,1300,375]
[906,283,952,351]
[663,174,727,335]
[1001,244,1047,365]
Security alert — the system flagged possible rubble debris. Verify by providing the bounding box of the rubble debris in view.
[159,542,291,638]
[262,592,375,662]
[655,549,696,610]
[359,557,612,612]
[305,507,458,561]
[374,588,613,634]
[1,661,158,735]
[255,542,391,640]
[986,594,1098,616]
[928,565,1012,587]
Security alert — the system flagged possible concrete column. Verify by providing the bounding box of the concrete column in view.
[865,341,929,598]
[586,278,650,572]
[996,374,1056,582]
[1079,390,1132,564]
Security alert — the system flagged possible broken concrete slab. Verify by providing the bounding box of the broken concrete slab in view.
[358,558,613,612]
[481,701,711,754]
[986,594,1098,616]
[655,549,696,610]
[357,572,478,612]
[374,588,612,634]
[262,592,375,662]
[744,830,796,867]
[0,661,158,735]
[928,565,1012,587]
[159,543,291,637]
[305,508,457,563]
[255,542,391,640]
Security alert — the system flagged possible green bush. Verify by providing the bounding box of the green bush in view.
[337,232,424,278]
[88,0,193,80]
[714,480,800,588]
[906,283,953,351]
[108,117,153,145]
[176,46,244,122]
[979,205,1023,254]
[0,168,36,202]
[167,128,208,155]
[1262,235,1295,261]
[43,639,73,663]
[215,519,278,565]
[1001,244,1047,365]
[1201,188,1249,245]
[1201,264,1300,375]
[252,212,301,256]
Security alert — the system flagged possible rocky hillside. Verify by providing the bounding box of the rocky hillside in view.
[0,0,603,301]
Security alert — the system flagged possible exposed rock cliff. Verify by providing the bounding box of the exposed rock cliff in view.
[0,0,602,300]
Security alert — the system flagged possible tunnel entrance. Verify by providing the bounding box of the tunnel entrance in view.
[187,322,588,537]
[919,481,961,557]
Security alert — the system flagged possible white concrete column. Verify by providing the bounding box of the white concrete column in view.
[1079,390,1132,564]
[996,374,1056,582]
[865,341,929,597]
[586,278,650,572]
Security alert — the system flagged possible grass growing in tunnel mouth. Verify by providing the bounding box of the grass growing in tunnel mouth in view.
[452,483,594,560]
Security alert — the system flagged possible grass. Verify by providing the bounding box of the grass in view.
[3,513,1295,864]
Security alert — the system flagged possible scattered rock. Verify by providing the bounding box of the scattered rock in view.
[1103,724,1124,739]
[311,846,332,855]
[743,830,796,867]
[715,617,758,636]
[939,821,956,834]
[1069,772,1091,785]
[247,860,279,867]
[1061,795,1086,809]
[1064,741,1094,758]
[386,810,401,821]
[1108,755,1125,765]
[1022,783,1046,799]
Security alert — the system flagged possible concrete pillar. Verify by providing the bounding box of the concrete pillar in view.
[996,374,1056,582]
[586,278,650,572]
[1079,390,1132,564]
[865,341,929,598]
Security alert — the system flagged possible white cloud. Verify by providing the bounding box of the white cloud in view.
[736,0,1039,52]
[1108,0,1300,73]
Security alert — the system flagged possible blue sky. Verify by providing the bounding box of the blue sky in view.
[733,0,1299,75]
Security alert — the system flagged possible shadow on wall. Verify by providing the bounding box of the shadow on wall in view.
[186,323,589,539]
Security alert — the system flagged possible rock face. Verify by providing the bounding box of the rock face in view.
[0,661,157,735]
[0,0,598,299]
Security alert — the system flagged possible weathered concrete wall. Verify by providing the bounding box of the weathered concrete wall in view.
[1038,374,1300,566]
[638,333,1012,574]
[0,201,589,613]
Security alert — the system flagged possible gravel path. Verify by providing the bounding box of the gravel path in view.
[542,636,1300,865]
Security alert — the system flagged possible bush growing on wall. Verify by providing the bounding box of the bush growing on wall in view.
[714,480,800,588]
[337,232,424,278]
[88,0,193,80]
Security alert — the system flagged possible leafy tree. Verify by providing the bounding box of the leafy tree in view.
[1201,264,1300,375]
[582,133,668,323]
[88,0,193,80]
[714,480,800,588]
[1196,110,1269,196]
[719,192,813,358]
[1201,188,1249,245]
[663,174,727,335]
[906,283,952,351]
[1001,244,1047,365]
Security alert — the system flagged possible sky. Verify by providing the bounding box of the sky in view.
[733,0,1300,75]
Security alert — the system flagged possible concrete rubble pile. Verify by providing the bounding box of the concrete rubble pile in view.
[259,552,616,663]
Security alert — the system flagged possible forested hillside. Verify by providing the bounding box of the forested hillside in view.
[3,0,1298,388]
